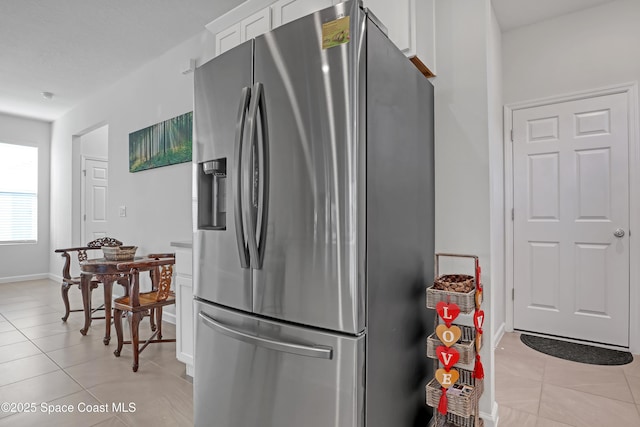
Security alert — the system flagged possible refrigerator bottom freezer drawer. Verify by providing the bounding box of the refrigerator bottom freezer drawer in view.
[194,301,365,427]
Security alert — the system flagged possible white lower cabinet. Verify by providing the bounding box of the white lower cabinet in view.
[173,246,194,377]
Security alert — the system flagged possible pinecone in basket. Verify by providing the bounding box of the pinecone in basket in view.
[433,274,474,293]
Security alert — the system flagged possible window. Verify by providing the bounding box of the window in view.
[0,142,38,243]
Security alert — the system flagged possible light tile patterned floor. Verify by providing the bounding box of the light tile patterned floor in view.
[496,332,640,426]
[4,279,640,426]
[0,279,192,426]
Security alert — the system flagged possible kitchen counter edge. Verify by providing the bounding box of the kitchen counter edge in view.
[170,241,193,249]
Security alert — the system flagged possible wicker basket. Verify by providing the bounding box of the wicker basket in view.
[426,378,484,418]
[426,368,483,418]
[433,274,475,293]
[426,286,476,313]
[426,325,476,365]
[429,413,484,427]
[102,246,137,261]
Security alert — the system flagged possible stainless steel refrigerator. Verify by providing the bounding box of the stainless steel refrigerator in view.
[193,1,434,426]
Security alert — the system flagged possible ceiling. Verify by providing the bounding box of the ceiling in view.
[0,0,620,123]
[0,0,244,122]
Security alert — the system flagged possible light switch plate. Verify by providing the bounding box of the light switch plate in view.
[119,206,127,217]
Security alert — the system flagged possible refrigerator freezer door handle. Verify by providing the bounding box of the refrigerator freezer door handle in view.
[234,86,251,269]
[256,82,269,268]
[244,82,269,270]
[198,311,333,360]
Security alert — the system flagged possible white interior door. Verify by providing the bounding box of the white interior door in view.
[512,92,630,347]
[82,158,108,243]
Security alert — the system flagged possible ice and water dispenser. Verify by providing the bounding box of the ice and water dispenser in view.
[198,158,226,230]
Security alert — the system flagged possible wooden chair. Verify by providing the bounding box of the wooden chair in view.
[55,237,124,322]
[113,255,176,372]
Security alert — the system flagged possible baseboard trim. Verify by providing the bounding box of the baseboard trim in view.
[480,401,499,427]
[0,273,50,284]
[163,311,176,325]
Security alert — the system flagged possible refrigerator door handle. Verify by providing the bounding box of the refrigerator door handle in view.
[256,82,269,268]
[244,82,269,270]
[198,311,333,360]
[234,86,251,269]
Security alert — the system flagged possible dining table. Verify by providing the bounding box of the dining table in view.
[79,256,156,345]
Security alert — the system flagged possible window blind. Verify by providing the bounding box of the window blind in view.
[0,142,38,244]
[0,192,37,242]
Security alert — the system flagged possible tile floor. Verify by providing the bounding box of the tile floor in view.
[496,332,640,426]
[0,278,192,427]
[3,278,640,427]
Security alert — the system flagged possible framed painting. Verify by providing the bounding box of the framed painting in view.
[129,111,192,172]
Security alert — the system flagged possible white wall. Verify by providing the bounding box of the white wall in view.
[80,124,109,159]
[49,30,217,276]
[502,0,640,352]
[0,113,51,282]
[433,0,498,424]
[488,5,505,339]
[503,0,640,104]
[71,124,109,245]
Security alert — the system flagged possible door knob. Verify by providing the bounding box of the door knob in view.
[614,228,625,238]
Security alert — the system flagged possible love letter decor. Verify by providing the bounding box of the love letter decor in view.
[435,368,460,415]
[475,333,483,353]
[436,324,462,347]
[435,368,459,388]
[475,289,483,309]
[436,301,460,327]
[473,309,485,379]
[436,346,460,370]
[473,309,484,353]
[428,254,486,419]
[475,262,483,307]
[473,310,484,331]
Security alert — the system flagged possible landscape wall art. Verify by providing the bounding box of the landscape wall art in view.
[129,111,192,172]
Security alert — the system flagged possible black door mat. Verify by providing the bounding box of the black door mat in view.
[520,334,633,366]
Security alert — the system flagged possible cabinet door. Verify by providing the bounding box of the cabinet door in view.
[241,7,272,41]
[215,23,242,56]
[176,275,194,372]
[272,0,336,27]
[415,0,436,75]
[363,0,414,54]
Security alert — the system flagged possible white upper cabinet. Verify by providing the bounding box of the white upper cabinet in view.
[415,0,436,76]
[242,7,272,41]
[215,8,272,56]
[272,0,340,27]
[215,23,242,56]
[363,0,413,53]
[210,0,435,75]
[364,0,435,76]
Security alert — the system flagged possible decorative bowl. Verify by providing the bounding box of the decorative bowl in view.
[102,245,137,261]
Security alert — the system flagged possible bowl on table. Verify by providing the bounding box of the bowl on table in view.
[102,245,137,261]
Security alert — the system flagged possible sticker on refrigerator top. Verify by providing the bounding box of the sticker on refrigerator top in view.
[322,16,350,49]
